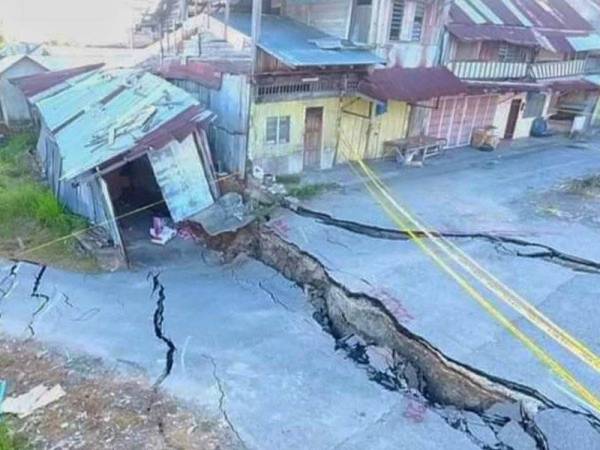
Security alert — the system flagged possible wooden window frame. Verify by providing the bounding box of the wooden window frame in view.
[266,116,291,145]
[388,0,425,43]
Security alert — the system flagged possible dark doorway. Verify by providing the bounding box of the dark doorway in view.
[504,99,522,139]
[104,155,166,218]
[304,107,323,169]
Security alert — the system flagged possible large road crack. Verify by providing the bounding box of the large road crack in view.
[147,272,176,387]
[288,204,600,274]
[247,225,599,449]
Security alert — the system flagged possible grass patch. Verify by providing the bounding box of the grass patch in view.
[286,182,339,200]
[0,132,98,271]
[0,423,29,450]
[564,175,600,198]
[275,174,301,185]
[274,173,338,200]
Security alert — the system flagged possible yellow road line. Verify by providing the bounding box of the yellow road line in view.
[358,159,600,375]
[348,159,600,412]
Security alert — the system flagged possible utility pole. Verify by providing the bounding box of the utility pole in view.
[251,0,262,77]
[224,0,230,41]
[196,0,201,56]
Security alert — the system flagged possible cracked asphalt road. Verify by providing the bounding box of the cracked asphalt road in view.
[0,255,478,449]
[1,138,600,449]
[275,139,600,427]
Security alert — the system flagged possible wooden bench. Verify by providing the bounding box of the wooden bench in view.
[384,136,447,167]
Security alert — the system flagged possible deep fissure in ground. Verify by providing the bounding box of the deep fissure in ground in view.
[205,219,600,449]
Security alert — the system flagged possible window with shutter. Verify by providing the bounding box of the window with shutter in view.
[411,1,425,42]
[389,0,404,41]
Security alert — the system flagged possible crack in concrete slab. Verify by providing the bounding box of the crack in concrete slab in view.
[288,204,600,274]
[61,293,74,308]
[148,272,176,387]
[26,265,50,337]
[0,262,20,307]
[257,280,292,311]
[203,353,248,449]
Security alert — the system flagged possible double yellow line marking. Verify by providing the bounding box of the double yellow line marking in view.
[359,161,600,374]
[336,134,600,412]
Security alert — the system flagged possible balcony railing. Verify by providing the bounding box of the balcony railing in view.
[529,59,586,79]
[254,73,362,103]
[446,60,528,80]
[447,58,593,81]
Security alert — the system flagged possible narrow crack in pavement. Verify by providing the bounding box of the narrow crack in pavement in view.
[147,272,176,387]
[203,353,248,449]
[288,204,600,274]
[258,279,291,311]
[0,262,20,305]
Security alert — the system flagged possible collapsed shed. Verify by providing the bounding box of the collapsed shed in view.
[31,68,218,254]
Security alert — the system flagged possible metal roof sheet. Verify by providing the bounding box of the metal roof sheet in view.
[568,33,600,52]
[0,55,49,77]
[446,23,540,46]
[10,64,104,98]
[540,30,580,53]
[359,67,467,103]
[450,0,592,31]
[586,74,600,86]
[154,60,223,89]
[543,78,598,92]
[215,13,384,68]
[35,69,211,180]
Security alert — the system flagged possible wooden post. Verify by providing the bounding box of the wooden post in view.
[251,0,262,76]
[224,0,230,41]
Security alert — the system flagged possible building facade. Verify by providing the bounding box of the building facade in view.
[140,0,600,177]
[442,0,600,140]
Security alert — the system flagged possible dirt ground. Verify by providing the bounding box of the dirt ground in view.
[0,338,236,449]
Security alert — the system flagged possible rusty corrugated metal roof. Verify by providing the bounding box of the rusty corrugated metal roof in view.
[446,23,540,47]
[450,0,592,30]
[449,0,595,53]
[10,64,104,98]
[153,60,223,89]
[359,67,467,103]
[35,69,214,180]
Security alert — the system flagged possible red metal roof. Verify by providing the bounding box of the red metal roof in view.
[154,60,223,89]
[447,23,540,47]
[449,0,592,31]
[153,58,252,89]
[539,30,581,53]
[464,80,542,94]
[543,79,598,92]
[359,67,467,103]
[10,63,104,98]
[464,79,598,94]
